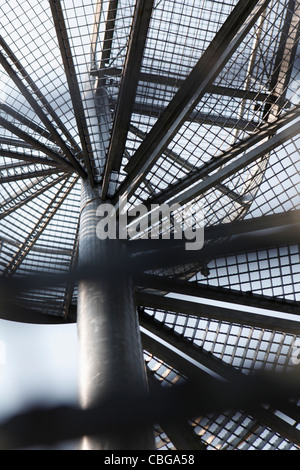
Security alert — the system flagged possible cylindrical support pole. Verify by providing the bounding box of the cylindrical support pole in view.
[77,180,154,450]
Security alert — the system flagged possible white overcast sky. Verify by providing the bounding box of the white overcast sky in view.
[0,319,78,421]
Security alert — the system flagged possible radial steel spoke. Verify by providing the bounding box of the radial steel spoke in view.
[0,168,66,184]
[0,102,52,142]
[147,372,207,450]
[141,313,300,447]
[1,175,78,278]
[101,0,155,197]
[0,174,68,220]
[0,115,75,171]
[142,106,300,207]
[136,272,300,316]
[266,0,300,119]
[136,292,300,334]
[115,0,272,205]
[96,0,119,73]
[129,123,250,206]
[92,66,281,104]
[0,36,84,159]
[0,41,86,177]
[0,0,298,451]
[0,149,64,168]
[161,119,300,208]
[128,100,259,130]
[49,0,95,186]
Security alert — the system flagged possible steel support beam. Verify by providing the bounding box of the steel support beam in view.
[129,124,194,172]
[0,235,71,257]
[140,313,300,447]
[221,420,261,450]
[0,115,74,171]
[0,174,68,220]
[266,0,300,119]
[101,0,154,196]
[147,372,207,450]
[0,102,52,142]
[0,40,85,176]
[0,168,65,184]
[97,0,119,73]
[0,161,40,172]
[145,109,300,208]
[140,311,258,382]
[1,175,78,278]
[239,407,300,448]
[128,208,300,250]
[0,149,62,168]
[0,176,45,213]
[215,182,250,207]
[129,123,247,205]
[129,101,259,131]
[135,273,300,316]
[0,294,69,324]
[72,2,154,447]
[114,0,272,206]
[129,224,300,274]
[76,180,154,449]
[0,138,36,149]
[204,209,300,241]
[49,0,95,186]
[141,324,210,383]
[0,36,83,158]
[137,292,300,335]
[62,223,79,322]
[229,9,267,146]
[92,66,280,104]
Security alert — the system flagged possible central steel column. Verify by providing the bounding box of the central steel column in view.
[77,180,154,449]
